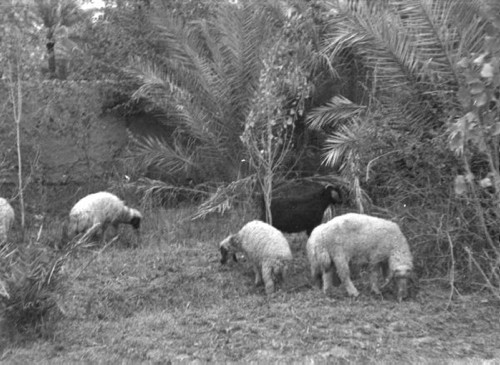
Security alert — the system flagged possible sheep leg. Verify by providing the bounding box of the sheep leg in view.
[107,223,119,240]
[273,266,284,285]
[253,265,263,286]
[261,264,275,295]
[333,255,359,298]
[369,264,381,295]
[92,224,105,244]
[380,260,389,280]
[321,267,336,295]
[311,267,323,289]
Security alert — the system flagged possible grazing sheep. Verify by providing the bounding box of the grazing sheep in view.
[0,198,15,243]
[260,181,343,236]
[66,191,142,242]
[306,213,413,301]
[219,220,293,295]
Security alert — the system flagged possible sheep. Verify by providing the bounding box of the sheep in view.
[306,213,414,301]
[260,181,343,236]
[219,220,293,295]
[0,198,15,244]
[65,191,142,243]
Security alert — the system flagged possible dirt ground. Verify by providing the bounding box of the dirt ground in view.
[1,209,500,364]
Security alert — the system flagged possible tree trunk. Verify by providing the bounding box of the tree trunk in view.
[46,40,56,79]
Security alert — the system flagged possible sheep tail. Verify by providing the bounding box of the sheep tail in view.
[271,258,289,283]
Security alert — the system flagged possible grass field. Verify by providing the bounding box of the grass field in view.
[1,206,500,363]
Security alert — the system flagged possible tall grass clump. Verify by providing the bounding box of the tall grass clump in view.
[0,244,64,340]
[0,221,91,341]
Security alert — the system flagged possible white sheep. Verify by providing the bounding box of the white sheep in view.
[65,191,142,243]
[0,198,15,243]
[307,213,414,301]
[219,220,293,295]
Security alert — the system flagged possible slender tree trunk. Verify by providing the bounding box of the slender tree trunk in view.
[46,40,56,79]
[7,61,25,231]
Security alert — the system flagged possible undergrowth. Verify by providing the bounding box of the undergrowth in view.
[1,203,500,363]
[1,179,500,361]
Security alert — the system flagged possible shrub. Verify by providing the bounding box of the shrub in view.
[0,241,68,339]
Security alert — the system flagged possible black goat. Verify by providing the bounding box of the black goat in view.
[260,182,343,236]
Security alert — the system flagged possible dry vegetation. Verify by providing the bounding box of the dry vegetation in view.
[1,206,500,364]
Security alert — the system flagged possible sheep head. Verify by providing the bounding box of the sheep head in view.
[219,235,239,264]
[382,266,414,302]
[128,208,142,230]
[325,185,342,205]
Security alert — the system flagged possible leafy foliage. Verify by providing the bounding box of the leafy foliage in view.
[33,0,84,79]
[448,33,500,298]
[304,0,500,289]
[0,2,43,80]
[126,2,282,185]
[0,242,67,337]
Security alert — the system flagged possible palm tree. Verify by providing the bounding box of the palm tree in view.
[34,0,82,78]
[307,0,497,194]
[127,2,284,185]
[305,0,500,286]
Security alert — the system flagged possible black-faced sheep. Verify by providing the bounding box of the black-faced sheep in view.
[0,198,15,243]
[306,213,413,301]
[260,181,343,236]
[65,191,142,243]
[219,220,293,295]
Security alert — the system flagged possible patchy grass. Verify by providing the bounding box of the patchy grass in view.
[1,206,500,363]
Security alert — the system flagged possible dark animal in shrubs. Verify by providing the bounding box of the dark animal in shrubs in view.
[260,182,343,236]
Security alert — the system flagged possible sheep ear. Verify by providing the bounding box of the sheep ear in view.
[220,246,229,264]
[327,186,342,204]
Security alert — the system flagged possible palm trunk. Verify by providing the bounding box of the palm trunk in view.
[46,40,56,79]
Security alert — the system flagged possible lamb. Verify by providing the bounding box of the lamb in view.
[65,191,142,243]
[306,213,414,301]
[0,198,15,243]
[260,181,343,236]
[219,220,293,295]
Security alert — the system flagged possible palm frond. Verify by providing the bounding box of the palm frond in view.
[34,0,82,31]
[480,0,500,31]
[306,95,366,131]
[317,0,497,137]
[323,5,420,94]
[322,119,363,169]
[191,175,256,220]
[325,0,495,94]
[126,3,283,182]
[132,177,210,206]
[0,242,69,334]
[128,58,181,110]
[396,0,491,87]
[130,135,198,177]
